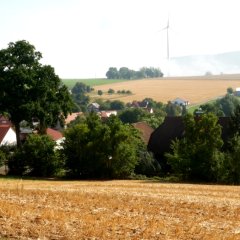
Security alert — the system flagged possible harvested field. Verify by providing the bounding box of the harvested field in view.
[92,74,240,104]
[0,179,240,239]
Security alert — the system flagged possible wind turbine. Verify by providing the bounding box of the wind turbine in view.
[160,15,170,76]
[160,17,170,61]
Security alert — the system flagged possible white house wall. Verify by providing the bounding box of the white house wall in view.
[1,128,16,146]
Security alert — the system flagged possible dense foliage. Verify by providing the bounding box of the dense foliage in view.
[71,82,92,112]
[94,99,126,111]
[165,114,223,181]
[198,93,240,117]
[8,134,61,177]
[163,110,240,184]
[62,114,141,178]
[106,66,163,79]
[0,40,73,146]
[119,98,186,128]
[0,149,5,167]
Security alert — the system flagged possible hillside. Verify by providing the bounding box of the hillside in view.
[92,74,240,105]
[170,51,240,76]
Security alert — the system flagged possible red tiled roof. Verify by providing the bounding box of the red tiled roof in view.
[65,112,83,124]
[0,125,11,144]
[100,111,108,118]
[132,122,154,144]
[46,128,63,141]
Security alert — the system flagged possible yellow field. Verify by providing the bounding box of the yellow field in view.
[92,74,240,104]
[0,179,240,239]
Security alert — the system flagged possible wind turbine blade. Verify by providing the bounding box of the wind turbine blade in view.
[159,26,168,31]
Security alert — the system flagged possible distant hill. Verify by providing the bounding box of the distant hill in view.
[169,51,240,76]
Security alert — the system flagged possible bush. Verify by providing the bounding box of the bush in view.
[0,149,5,167]
[0,145,17,174]
[8,134,62,177]
[97,90,103,96]
[110,100,125,110]
[108,88,115,94]
[135,149,161,177]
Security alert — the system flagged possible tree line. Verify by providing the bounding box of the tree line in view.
[6,113,158,178]
[197,91,240,117]
[4,109,240,184]
[106,67,164,79]
[165,110,240,184]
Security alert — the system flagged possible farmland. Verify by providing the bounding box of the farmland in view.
[62,78,129,89]
[0,179,240,239]
[91,74,240,105]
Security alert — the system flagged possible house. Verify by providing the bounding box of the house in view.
[20,128,34,142]
[235,88,240,96]
[65,112,83,125]
[0,115,12,126]
[87,103,100,113]
[46,128,65,149]
[171,97,189,106]
[147,116,231,172]
[99,110,117,120]
[0,125,16,146]
[130,100,149,108]
[132,122,154,144]
[129,100,153,113]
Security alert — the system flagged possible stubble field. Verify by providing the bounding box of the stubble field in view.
[0,179,240,239]
[92,75,240,105]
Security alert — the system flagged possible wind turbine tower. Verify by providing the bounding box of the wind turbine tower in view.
[160,16,170,75]
[161,17,170,60]
[166,18,169,61]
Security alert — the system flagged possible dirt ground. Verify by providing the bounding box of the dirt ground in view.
[0,179,239,239]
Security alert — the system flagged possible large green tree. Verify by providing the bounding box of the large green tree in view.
[166,113,223,181]
[0,40,72,146]
[106,67,119,79]
[31,65,73,134]
[71,82,91,112]
[62,114,139,178]
[119,108,148,124]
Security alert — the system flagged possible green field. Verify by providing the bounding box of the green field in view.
[62,78,129,89]
[187,98,219,114]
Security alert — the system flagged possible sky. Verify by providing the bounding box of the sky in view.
[1,0,240,78]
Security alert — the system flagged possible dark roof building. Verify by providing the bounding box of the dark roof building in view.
[87,103,100,113]
[147,116,231,172]
[132,122,154,144]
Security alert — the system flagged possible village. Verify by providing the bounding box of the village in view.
[1,0,240,238]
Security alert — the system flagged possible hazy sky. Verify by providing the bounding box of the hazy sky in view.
[1,0,240,78]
